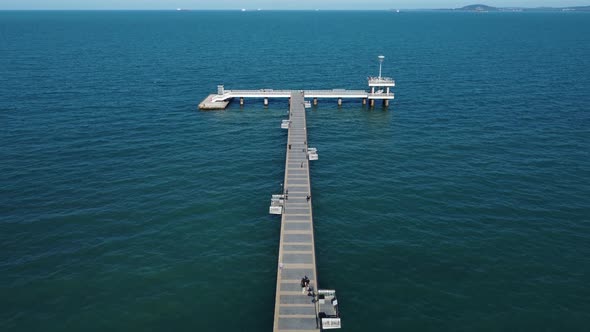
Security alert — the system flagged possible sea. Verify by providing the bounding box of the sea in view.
[1,10,589,332]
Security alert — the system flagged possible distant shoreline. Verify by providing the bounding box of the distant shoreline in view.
[0,7,589,12]
[432,4,590,12]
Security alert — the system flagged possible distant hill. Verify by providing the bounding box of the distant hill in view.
[459,4,498,11]
[448,4,590,12]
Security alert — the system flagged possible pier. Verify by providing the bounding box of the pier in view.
[199,55,394,110]
[273,91,322,332]
[203,56,396,331]
[198,82,394,110]
[273,91,343,331]
[199,77,395,110]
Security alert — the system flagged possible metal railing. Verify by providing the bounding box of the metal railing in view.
[368,77,396,85]
[304,90,367,95]
[211,89,395,101]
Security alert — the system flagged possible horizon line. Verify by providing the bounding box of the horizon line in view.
[1,7,589,11]
[1,5,590,11]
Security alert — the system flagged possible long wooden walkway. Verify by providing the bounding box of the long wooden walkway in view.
[273,92,320,332]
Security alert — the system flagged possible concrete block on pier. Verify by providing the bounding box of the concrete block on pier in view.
[198,94,229,110]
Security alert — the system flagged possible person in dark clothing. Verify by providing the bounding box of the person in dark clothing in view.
[301,276,310,294]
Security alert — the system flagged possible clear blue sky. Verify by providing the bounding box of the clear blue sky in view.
[0,0,588,10]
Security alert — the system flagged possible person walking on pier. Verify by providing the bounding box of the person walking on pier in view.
[301,276,310,294]
[306,194,311,202]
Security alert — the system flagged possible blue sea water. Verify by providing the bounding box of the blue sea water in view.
[1,10,590,331]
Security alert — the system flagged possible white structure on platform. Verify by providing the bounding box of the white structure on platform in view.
[318,289,341,329]
[367,55,396,107]
[269,194,285,215]
[307,147,318,161]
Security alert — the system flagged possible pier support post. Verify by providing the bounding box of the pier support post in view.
[240,97,244,106]
[386,87,390,95]
[313,98,318,106]
[383,99,389,107]
[337,98,342,106]
[264,98,269,106]
[362,98,367,105]
[369,99,375,108]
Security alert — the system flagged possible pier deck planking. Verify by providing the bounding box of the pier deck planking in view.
[273,92,320,332]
